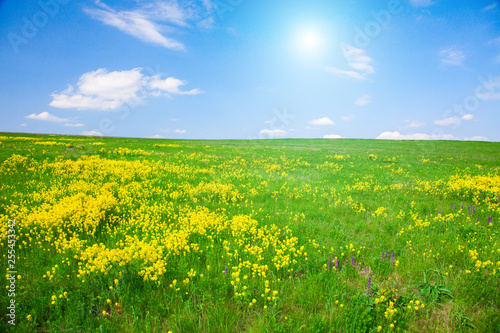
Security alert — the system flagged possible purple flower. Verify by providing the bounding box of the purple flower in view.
[477,217,480,222]
[391,252,395,264]
[472,205,475,214]
[224,267,227,275]
[275,193,278,199]
[351,256,355,266]
[335,258,339,270]
[488,216,493,223]
[381,251,385,259]
[366,277,371,296]
[461,204,464,209]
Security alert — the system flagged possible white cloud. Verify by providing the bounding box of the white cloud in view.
[409,0,434,6]
[325,44,374,80]
[483,3,497,11]
[150,134,165,138]
[19,123,27,127]
[324,134,342,139]
[81,130,102,136]
[259,129,287,137]
[50,68,201,110]
[462,114,474,121]
[402,120,425,128]
[308,117,335,126]
[25,111,70,123]
[465,136,489,141]
[341,115,354,121]
[174,129,186,133]
[355,94,371,106]
[85,1,215,50]
[440,47,465,66]
[64,123,85,127]
[434,117,460,126]
[149,76,202,95]
[376,131,458,140]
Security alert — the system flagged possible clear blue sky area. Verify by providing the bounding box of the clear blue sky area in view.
[1,0,499,140]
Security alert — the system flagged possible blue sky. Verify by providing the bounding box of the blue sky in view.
[1,0,499,141]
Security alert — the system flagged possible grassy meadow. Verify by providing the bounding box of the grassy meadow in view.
[1,132,499,332]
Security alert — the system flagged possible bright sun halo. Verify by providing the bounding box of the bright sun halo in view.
[296,29,322,55]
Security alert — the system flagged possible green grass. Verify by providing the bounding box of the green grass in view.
[0,132,499,332]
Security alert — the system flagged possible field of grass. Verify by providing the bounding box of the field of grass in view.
[1,132,499,332]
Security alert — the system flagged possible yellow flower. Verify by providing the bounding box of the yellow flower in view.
[27,314,32,321]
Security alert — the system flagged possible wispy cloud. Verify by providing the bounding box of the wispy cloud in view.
[308,117,335,126]
[376,131,457,140]
[324,67,365,80]
[465,136,489,141]
[355,94,371,106]
[440,47,465,66]
[259,129,287,137]
[50,68,202,110]
[483,3,498,11]
[377,131,489,141]
[435,114,474,126]
[81,130,102,136]
[85,1,214,50]
[324,134,342,139]
[402,120,425,129]
[477,76,500,100]
[150,134,166,138]
[434,117,460,126]
[25,111,70,123]
[63,123,85,127]
[341,115,354,121]
[174,129,186,133]
[409,0,434,7]
[325,44,374,80]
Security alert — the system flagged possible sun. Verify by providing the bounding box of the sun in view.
[295,28,323,56]
[299,31,319,50]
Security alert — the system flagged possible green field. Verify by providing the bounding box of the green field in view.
[1,132,499,332]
